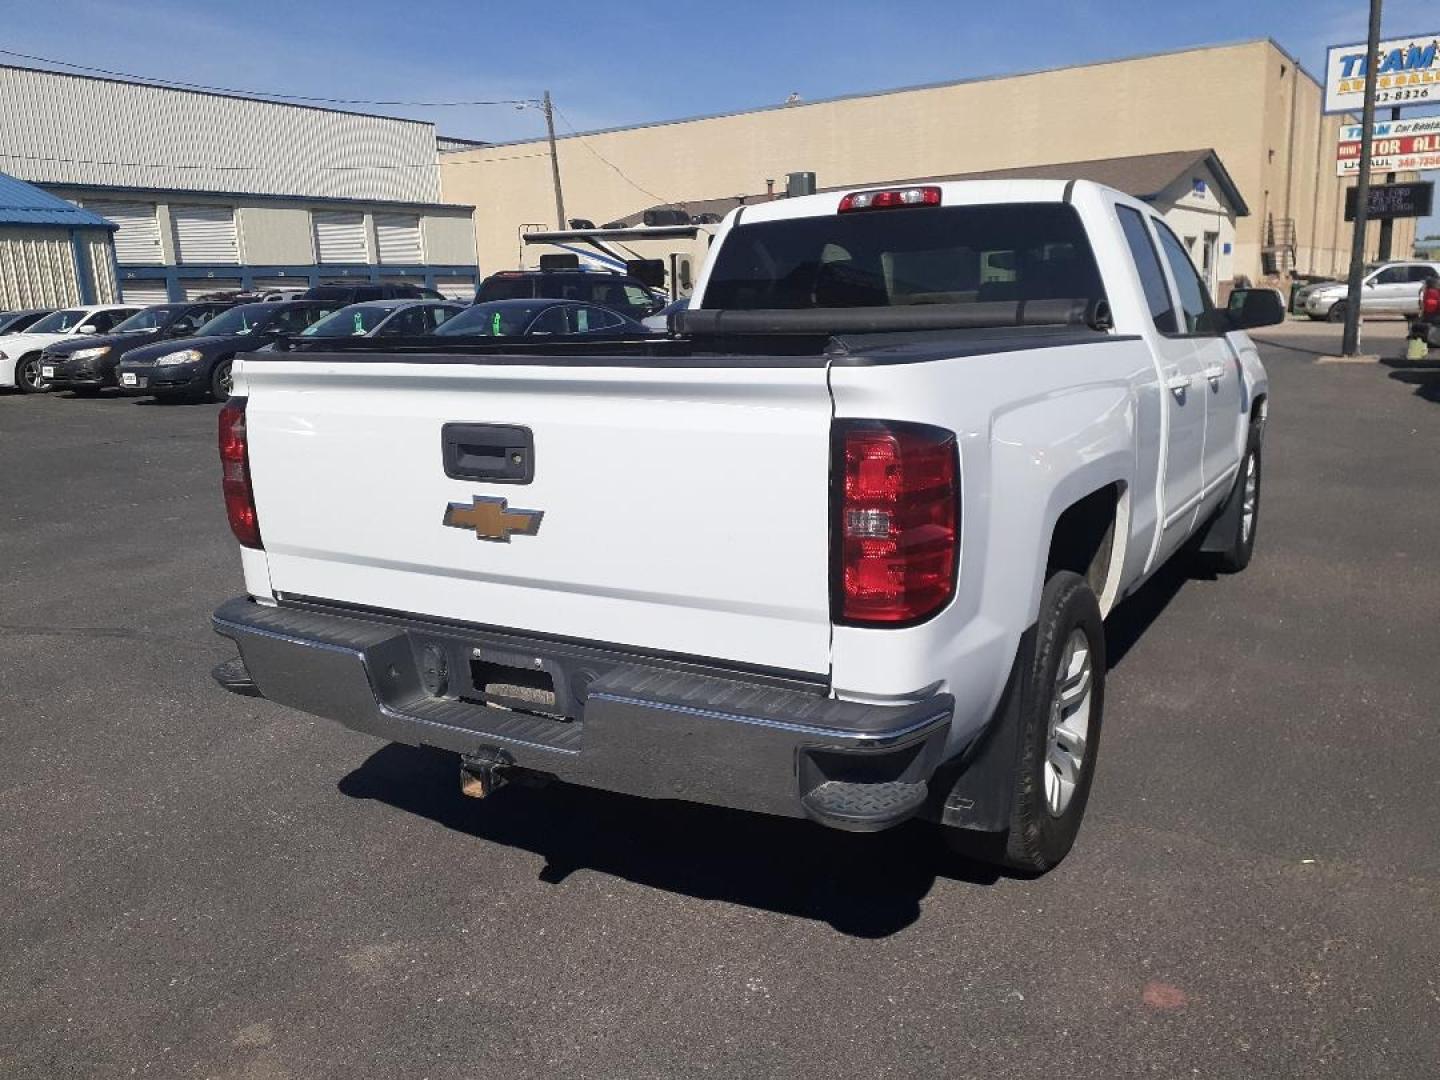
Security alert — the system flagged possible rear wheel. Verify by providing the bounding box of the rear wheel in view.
[994,571,1106,873]
[1205,427,1262,574]
[209,358,234,402]
[15,354,47,394]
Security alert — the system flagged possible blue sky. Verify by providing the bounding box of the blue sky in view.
[6,0,1440,230]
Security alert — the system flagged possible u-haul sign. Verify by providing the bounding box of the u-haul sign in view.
[1324,34,1440,114]
[1335,115,1440,175]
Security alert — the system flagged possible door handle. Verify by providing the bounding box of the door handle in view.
[1202,363,1227,381]
[441,423,535,484]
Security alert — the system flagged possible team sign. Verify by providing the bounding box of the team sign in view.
[1335,115,1440,175]
[1324,34,1440,113]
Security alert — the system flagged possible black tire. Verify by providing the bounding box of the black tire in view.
[209,358,234,402]
[1207,426,1262,574]
[1326,301,1347,323]
[1000,571,1106,873]
[14,353,47,394]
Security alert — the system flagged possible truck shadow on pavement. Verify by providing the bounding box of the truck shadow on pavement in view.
[1384,364,1440,403]
[339,744,1002,937]
[336,555,1196,936]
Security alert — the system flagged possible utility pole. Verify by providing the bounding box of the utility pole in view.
[1377,104,1402,260]
[1342,0,1384,357]
[542,90,567,231]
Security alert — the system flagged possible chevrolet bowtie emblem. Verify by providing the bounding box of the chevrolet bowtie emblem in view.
[443,496,544,543]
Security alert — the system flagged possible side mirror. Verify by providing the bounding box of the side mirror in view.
[1225,287,1286,330]
[76,325,97,335]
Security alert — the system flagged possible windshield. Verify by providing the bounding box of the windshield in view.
[302,305,394,337]
[111,306,182,334]
[198,305,270,338]
[434,301,551,336]
[27,309,88,334]
[475,277,534,302]
[703,203,1106,311]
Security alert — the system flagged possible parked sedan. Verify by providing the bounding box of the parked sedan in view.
[432,298,649,338]
[113,300,340,401]
[0,305,141,393]
[1300,261,1440,321]
[43,302,233,395]
[297,300,463,340]
[0,309,55,336]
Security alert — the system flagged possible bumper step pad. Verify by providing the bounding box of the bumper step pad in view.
[800,779,928,832]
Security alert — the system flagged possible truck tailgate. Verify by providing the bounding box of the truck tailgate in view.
[241,358,835,675]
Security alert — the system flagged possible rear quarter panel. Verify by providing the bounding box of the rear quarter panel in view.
[828,337,1159,752]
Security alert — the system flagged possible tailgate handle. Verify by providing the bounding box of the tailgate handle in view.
[441,423,534,484]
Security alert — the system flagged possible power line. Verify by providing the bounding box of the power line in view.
[0,47,538,108]
[551,104,673,208]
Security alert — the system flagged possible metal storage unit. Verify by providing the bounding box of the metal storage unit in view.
[82,200,162,265]
[183,279,242,300]
[119,280,170,305]
[172,206,239,264]
[0,171,118,308]
[375,213,423,264]
[313,212,368,264]
[433,276,477,299]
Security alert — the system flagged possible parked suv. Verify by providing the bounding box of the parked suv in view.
[43,302,233,395]
[114,300,339,401]
[301,283,442,304]
[1299,261,1440,321]
[476,269,665,321]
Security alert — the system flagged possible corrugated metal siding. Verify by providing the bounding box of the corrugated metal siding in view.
[82,199,162,264]
[0,66,441,203]
[375,213,423,264]
[120,280,171,305]
[172,205,238,264]
[313,211,368,263]
[86,232,118,302]
[0,228,81,308]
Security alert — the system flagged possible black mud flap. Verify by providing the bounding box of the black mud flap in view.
[923,624,1038,834]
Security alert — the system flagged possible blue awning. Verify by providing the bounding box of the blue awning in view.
[0,171,117,229]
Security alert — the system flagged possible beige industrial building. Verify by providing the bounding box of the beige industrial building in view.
[441,38,1416,290]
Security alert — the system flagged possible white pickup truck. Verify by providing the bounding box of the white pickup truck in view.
[211,180,1280,872]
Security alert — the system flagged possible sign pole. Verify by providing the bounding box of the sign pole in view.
[1343,0,1384,358]
[1377,106,1403,259]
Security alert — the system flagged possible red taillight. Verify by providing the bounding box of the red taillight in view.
[218,397,262,549]
[837,186,941,213]
[1424,285,1440,317]
[834,422,958,625]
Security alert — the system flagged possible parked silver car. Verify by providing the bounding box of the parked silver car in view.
[1299,261,1440,321]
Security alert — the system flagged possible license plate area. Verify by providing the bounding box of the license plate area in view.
[41,365,55,378]
[465,657,562,719]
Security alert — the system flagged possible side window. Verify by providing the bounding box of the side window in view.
[86,310,125,333]
[1116,206,1178,334]
[1373,266,1408,285]
[377,308,427,337]
[528,306,567,335]
[574,305,624,332]
[1153,221,1218,335]
[1406,265,1434,282]
[429,305,458,329]
[170,313,200,335]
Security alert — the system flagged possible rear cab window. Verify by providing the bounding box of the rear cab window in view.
[702,203,1107,313]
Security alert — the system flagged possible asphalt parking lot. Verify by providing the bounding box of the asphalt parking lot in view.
[3,327,1439,1079]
